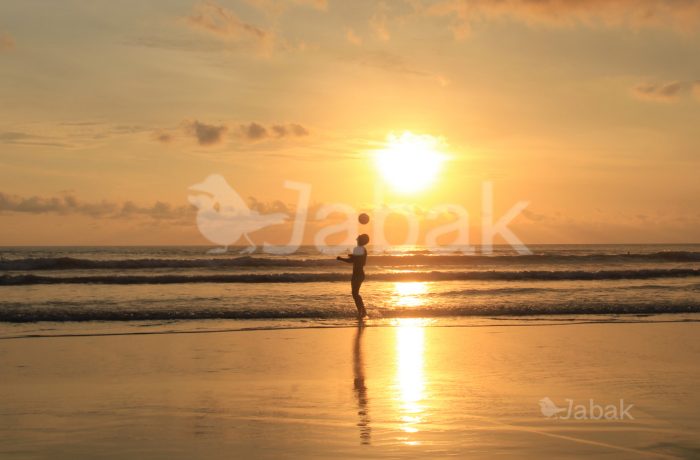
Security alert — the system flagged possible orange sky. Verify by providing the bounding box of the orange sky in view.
[1,0,700,245]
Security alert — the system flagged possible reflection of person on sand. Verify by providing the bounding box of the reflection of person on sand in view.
[353,325,371,444]
[337,234,370,319]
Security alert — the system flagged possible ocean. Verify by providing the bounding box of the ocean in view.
[2,244,700,337]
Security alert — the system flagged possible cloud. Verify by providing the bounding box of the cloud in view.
[351,50,449,86]
[346,28,362,45]
[239,122,309,141]
[246,0,327,16]
[153,131,174,144]
[298,0,326,8]
[511,207,700,244]
[693,81,700,101]
[273,123,309,137]
[0,191,305,224]
[357,50,424,75]
[1,123,154,150]
[240,122,268,140]
[247,196,290,214]
[370,2,391,41]
[185,1,275,50]
[427,0,700,39]
[630,80,700,103]
[0,192,194,221]
[1,131,45,142]
[183,120,228,146]
[156,120,310,146]
[0,32,14,52]
[0,131,72,148]
[118,200,194,221]
[521,209,548,222]
[125,35,226,53]
[632,81,684,102]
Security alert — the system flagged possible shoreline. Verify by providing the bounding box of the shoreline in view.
[2,312,700,340]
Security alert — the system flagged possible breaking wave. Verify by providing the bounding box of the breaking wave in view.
[2,303,700,322]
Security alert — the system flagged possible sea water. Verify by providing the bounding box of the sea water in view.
[1,244,700,337]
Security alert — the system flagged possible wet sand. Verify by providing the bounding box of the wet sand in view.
[1,321,699,459]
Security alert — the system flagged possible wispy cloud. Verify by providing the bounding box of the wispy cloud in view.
[631,80,700,103]
[370,2,391,41]
[516,206,700,243]
[1,122,151,150]
[632,81,684,102]
[272,123,309,137]
[0,192,194,222]
[246,196,290,214]
[0,32,14,52]
[125,35,225,53]
[0,191,305,224]
[246,0,327,16]
[0,131,72,148]
[153,131,174,144]
[693,82,700,101]
[427,0,700,39]
[185,1,275,51]
[351,50,449,86]
[346,27,362,46]
[521,208,548,222]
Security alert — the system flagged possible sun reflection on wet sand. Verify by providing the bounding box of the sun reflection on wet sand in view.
[395,318,427,445]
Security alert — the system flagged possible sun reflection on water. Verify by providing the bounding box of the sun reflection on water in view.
[393,282,429,308]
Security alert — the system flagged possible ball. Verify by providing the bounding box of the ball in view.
[358,213,370,225]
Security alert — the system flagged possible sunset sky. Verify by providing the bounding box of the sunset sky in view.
[1,0,700,245]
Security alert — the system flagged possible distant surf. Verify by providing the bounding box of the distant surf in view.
[2,251,700,271]
[3,268,700,285]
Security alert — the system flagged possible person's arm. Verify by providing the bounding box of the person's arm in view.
[336,254,354,263]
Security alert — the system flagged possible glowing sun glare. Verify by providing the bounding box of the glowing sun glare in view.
[394,282,429,308]
[376,132,445,193]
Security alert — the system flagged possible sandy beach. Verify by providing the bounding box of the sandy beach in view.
[1,320,699,459]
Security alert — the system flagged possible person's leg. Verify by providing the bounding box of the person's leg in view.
[351,275,366,317]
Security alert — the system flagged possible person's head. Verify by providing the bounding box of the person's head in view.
[357,234,370,246]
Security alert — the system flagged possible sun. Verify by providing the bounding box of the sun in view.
[376,132,445,193]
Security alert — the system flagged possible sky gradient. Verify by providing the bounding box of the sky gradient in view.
[1,0,700,245]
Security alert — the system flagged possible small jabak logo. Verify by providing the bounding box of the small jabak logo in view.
[188,174,288,254]
[539,397,635,421]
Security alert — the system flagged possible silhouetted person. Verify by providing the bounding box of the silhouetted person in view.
[353,324,371,444]
[337,234,369,319]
